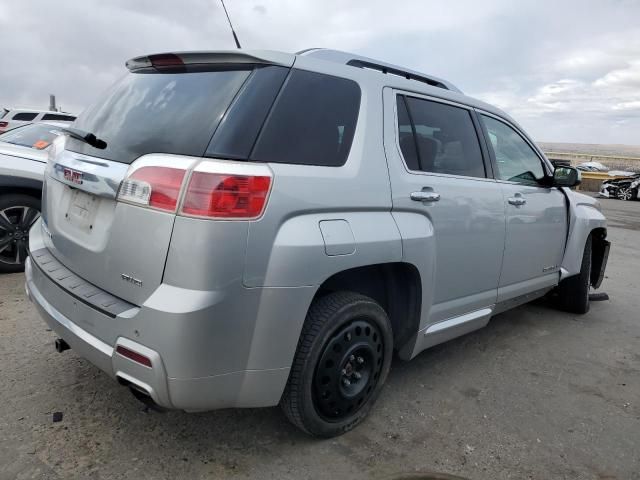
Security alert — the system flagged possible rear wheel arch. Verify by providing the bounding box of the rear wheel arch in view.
[311,262,422,352]
[0,186,42,201]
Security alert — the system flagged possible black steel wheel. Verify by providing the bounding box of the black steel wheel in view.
[281,292,393,437]
[0,194,41,273]
[313,319,384,420]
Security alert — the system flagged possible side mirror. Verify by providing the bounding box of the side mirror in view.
[552,166,581,188]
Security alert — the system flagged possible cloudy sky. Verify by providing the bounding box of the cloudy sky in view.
[1,0,639,144]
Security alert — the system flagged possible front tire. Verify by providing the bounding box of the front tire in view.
[0,194,41,274]
[556,235,592,314]
[280,292,393,437]
[616,187,636,201]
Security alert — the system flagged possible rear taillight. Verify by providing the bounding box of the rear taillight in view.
[117,157,273,220]
[117,156,196,212]
[119,166,186,212]
[0,121,8,128]
[182,173,271,219]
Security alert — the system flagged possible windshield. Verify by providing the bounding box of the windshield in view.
[0,123,63,149]
[67,69,252,164]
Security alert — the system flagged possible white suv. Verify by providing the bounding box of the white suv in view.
[0,108,76,134]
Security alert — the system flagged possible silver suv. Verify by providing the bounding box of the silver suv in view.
[26,49,609,437]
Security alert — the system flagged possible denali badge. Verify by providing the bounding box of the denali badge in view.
[121,273,143,287]
[63,167,83,185]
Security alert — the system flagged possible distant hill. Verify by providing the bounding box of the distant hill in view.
[537,142,640,158]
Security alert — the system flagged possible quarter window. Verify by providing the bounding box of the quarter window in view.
[397,95,486,178]
[251,69,361,167]
[42,113,76,122]
[481,115,545,185]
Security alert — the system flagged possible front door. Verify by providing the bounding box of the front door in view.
[478,113,568,303]
[384,90,506,327]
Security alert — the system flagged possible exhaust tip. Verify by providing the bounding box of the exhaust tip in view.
[54,338,70,353]
[117,376,166,412]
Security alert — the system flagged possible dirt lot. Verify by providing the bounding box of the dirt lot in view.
[1,197,639,480]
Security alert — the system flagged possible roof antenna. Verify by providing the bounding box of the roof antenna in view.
[220,0,241,49]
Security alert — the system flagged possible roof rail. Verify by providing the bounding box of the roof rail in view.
[296,48,462,93]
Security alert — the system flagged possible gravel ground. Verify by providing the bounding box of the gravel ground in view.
[1,197,639,480]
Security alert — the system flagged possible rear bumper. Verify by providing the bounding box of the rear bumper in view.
[26,255,292,410]
[24,244,308,411]
[26,257,173,407]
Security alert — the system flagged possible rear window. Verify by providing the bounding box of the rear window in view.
[67,70,252,164]
[42,113,76,122]
[12,112,38,121]
[250,69,361,167]
[0,123,63,149]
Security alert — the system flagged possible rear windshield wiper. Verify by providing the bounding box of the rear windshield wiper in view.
[61,127,107,150]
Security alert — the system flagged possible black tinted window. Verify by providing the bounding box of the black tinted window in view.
[401,97,485,178]
[42,113,76,121]
[396,96,419,170]
[12,112,38,121]
[251,69,360,167]
[67,70,251,164]
[481,115,544,185]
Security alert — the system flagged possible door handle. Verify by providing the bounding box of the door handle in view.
[411,191,441,202]
[508,194,526,206]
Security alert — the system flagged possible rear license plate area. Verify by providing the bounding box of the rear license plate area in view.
[65,188,99,232]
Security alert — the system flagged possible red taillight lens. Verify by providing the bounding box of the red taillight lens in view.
[119,166,186,212]
[0,121,8,128]
[182,172,271,219]
[116,345,152,368]
[149,53,185,69]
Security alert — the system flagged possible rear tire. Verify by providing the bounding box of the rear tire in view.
[556,235,592,314]
[0,194,41,274]
[280,292,393,437]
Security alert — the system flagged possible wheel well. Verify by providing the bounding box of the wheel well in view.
[313,263,422,350]
[590,227,608,288]
[0,186,42,201]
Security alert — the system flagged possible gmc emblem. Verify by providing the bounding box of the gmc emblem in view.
[63,167,83,185]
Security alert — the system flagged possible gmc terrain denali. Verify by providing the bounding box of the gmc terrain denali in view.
[25,49,610,437]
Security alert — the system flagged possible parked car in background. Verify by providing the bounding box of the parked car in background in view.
[0,108,75,134]
[26,49,609,437]
[0,122,65,272]
[599,173,640,201]
[577,161,609,172]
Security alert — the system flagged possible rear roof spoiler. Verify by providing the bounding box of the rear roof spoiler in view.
[297,48,462,93]
[126,50,295,71]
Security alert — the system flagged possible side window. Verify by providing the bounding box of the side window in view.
[251,69,361,167]
[398,96,486,178]
[481,115,545,185]
[42,113,76,122]
[11,112,38,121]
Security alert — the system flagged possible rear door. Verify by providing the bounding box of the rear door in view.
[385,90,505,325]
[478,113,568,302]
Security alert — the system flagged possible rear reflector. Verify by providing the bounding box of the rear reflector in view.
[118,166,186,212]
[116,345,152,368]
[182,172,271,219]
